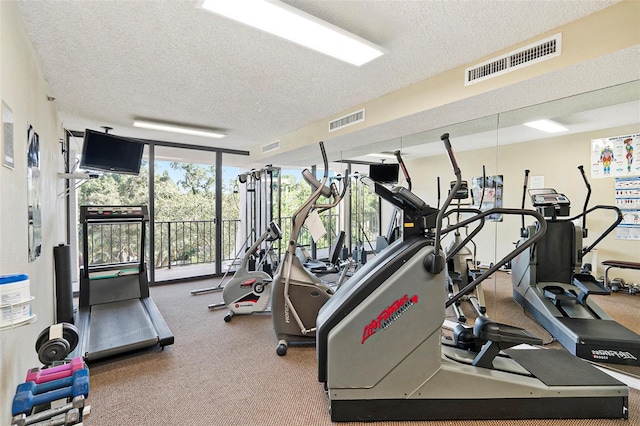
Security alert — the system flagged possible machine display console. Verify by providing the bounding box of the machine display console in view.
[528,189,570,217]
[81,206,149,220]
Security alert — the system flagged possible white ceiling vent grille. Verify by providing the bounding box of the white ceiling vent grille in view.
[262,140,280,153]
[329,108,365,132]
[465,33,562,86]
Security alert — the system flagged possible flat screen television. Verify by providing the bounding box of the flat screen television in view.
[80,129,144,175]
[369,163,399,184]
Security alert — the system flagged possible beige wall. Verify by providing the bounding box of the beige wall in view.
[1,1,64,420]
[406,123,640,283]
[253,0,640,163]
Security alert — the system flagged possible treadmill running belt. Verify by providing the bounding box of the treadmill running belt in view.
[88,299,158,359]
[505,348,624,387]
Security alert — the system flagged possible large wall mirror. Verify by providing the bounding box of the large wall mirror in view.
[331,80,639,351]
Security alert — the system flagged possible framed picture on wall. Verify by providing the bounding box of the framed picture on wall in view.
[2,100,14,169]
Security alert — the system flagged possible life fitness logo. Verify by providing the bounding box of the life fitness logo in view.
[361,294,418,344]
[591,349,638,361]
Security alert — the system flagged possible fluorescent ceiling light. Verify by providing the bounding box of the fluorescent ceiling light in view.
[367,153,396,159]
[199,0,385,66]
[523,119,569,133]
[133,120,226,139]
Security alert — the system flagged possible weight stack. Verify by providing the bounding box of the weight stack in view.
[54,244,74,324]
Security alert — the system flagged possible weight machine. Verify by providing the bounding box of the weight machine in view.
[191,165,281,295]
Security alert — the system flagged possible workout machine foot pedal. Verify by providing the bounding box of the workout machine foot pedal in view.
[471,317,543,368]
[543,286,576,302]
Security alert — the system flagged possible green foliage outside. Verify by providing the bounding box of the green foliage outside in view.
[78,162,358,267]
[78,162,380,269]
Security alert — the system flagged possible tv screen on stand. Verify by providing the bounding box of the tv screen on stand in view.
[369,163,399,184]
[80,129,144,175]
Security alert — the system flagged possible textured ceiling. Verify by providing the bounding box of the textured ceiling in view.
[15,0,635,167]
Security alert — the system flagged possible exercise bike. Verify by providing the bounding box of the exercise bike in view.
[209,221,282,322]
[270,141,348,356]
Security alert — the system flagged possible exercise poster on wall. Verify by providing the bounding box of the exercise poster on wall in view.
[590,133,639,178]
[471,175,503,222]
[615,176,640,240]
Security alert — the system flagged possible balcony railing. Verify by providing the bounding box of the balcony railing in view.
[79,213,379,276]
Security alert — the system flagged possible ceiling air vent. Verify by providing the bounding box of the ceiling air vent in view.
[262,140,280,153]
[329,108,365,132]
[465,33,562,86]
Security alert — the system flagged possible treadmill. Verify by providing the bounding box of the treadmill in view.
[73,205,174,362]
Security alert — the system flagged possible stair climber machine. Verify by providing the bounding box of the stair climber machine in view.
[444,166,487,323]
[208,221,282,322]
[271,141,348,356]
[316,134,628,422]
[512,167,640,366]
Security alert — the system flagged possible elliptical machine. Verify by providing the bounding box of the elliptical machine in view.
[512,166,640,365]
[316,134,628,422]
[271,142,348,356]
[444,167,487,323]
[209,221,282,322]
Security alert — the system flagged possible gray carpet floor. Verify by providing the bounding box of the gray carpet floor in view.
[81,271,640,425]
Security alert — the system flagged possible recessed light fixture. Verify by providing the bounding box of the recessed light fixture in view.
[199,0,385,66]
[523,119,569,133]
[133,120,226,139]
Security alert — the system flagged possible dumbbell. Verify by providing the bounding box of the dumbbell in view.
[25,357,84,384]
[30,407,80,426]
[11,396,85,426]
[18,368,89,397]
[12,369,89,416]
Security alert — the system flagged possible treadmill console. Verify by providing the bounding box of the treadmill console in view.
[81,205,149,221]
[529,189,570,218]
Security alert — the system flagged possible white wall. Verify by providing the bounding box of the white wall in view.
[1,1,64,421]
[407,123,640,283]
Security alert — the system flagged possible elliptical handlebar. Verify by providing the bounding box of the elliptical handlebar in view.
[577,165,591,232]
[567,204,623,258]
[394,149,412,191]
[478,165,486,207]
[426,133,462,274]
[520,169,530,235]
[289,141,348,249]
